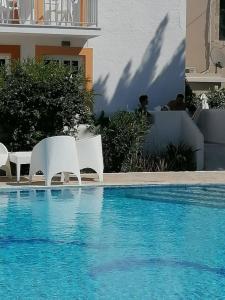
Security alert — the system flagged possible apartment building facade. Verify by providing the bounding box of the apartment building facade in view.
[186,0,225,94]
[0,0,186,112]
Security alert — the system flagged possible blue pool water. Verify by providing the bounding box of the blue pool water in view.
[1,185,225,299]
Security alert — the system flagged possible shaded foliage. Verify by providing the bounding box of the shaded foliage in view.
[95,110,195,172]
[0,60,94,151]
[192,88,225,109]
[122,143,196,172]
[202,88,225,108]
[185,79,196,114]
[96,110,152,172]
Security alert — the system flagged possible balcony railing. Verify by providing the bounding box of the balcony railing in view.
[0,0,98,27]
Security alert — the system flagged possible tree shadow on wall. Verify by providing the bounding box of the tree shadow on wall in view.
[149,40,185,108]
[94,14,185,113]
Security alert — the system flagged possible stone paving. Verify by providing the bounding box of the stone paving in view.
[0,171,225,188]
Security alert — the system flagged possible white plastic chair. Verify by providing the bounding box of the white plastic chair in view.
[76,135,104,182]
[29,136,81,186]
[0,142,11,178]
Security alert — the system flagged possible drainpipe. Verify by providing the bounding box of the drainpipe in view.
[201,0,212,74]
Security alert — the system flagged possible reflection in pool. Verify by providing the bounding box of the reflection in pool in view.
[0,185,225,299]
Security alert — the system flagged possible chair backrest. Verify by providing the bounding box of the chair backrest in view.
[0,142,8,166]
[76,135,104,171]
[30,136,80,183]
[76,124,94,140]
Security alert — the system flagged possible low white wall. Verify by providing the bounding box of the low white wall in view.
[145,111,204,170]
[197,109,225,144]
[145,112,181,153]
[182,113,204,170]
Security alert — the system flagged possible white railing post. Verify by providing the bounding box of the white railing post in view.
[95,0,98,27]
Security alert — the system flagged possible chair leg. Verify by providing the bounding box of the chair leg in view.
[29,174,32,183]
[1,161,12,179]
[98,173,104,182]
[60,172,65,182]
[45,173,53,186]
[46,178,51,186]
[64,172,70,183]
[16,163,21,182]
[61,172,70,183]
[6,161,12,179]
[77,174,82,185]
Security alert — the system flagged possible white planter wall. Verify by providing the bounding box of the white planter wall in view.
[197,109,225,144]
[145,111,204,170]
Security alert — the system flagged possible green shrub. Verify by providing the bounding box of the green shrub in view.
[193,88,225,109]
[121,151,168,172]
[0,60,94,151]
[95,111,195,172]
[96,110,152,172]
[185,80,196,114]
[164,143,196,171]
[122,143,196,172]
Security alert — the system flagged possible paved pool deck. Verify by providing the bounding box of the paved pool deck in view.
[0,171,225,188]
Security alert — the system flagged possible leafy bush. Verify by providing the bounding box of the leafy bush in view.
[164,143,196,171]
[0,60,94,151]
[121,151,168,172]
[185,80,196,114]
[193,88,225,109]
[96,111,152,172]
[95,110,195,172]
[122,143,196,172]
[206,89,225,108]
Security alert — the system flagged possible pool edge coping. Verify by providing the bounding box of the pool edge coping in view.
[0,181,225,192]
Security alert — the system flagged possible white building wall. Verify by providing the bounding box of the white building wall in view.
[89,0,186,113]
[0,0,186,114]
[0,35,86,60]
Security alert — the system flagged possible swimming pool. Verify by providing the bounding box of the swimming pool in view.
[0,185,225,299]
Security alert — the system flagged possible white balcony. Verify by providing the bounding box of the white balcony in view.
[0,0,100,38]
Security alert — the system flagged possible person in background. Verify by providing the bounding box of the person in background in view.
[167,94,186,111]
[137,94,153,124]
[138,94,149,114]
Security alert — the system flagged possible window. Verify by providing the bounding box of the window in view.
[0,54,11,72]
[220,0,225,39]
[0,59,6,66]
[43,55,84,73]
